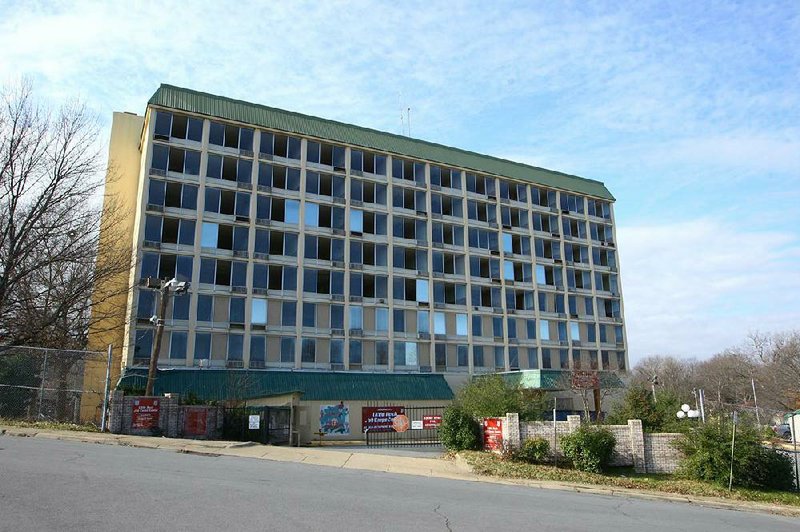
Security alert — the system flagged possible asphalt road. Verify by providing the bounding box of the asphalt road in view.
[0,436,797,532]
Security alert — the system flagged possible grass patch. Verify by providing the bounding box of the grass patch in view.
[460,451,800,507]
[0,418,100,433]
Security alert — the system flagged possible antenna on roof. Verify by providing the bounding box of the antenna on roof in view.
[407,107,411,137]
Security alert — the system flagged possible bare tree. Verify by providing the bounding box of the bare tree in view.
[0,80,130,350]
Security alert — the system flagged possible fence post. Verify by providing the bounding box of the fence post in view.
[100,344,113,432]
[37,350,49,419]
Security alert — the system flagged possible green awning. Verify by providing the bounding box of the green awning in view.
[498,369,625,391]
[117,368,454,402]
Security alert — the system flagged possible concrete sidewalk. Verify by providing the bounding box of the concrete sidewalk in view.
[2,425,798,518]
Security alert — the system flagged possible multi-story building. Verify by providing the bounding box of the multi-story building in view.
[87,85,627,430]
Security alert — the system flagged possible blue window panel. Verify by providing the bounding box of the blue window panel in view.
[349,340,362,364]
[144,215,162,242]
[280,337,295,362]
[169,331,187,359]
[186,117,203,142]
[536,265,546,284]
[330,271,344,295]
[283,267,297,291]
[250,336,266,362]
[148,180,165,206]
[176,255,192,282]
[137,290,155,319]
[393,309,405,333]
[134,329,153,360]
[235,192,250,217]
[434,312,446,335]
[140,253,159,280]
[172,294,190,320]
[251,299,267,325]
[303,302,316,328]
[351,210,363,232]
[281,301,296,326]
[196,295,213,322]
[209,122,224,146]
[540,321,550,341]
[301,339,315,363]
[285,200,300,224]
[253,264,267,289]
[194,333,211,359]
[416,279,429,303]
[571,322,580,341]
[228,334,244,361]
[199,258,216,284]
[178,220,195,245]
[287,137,301,160]
[558,322,568,341]
[230,297,245,323]
[233,226,249,251]
[206,154,222,180]
[231,261,247,287]
[472,316,482,337]
[239,129,254,152]
[184,150,200,175]
[201,223,218,248]
[154,111,171,137]
[350,306,363,329]
[305,203,319,227]
[181,184,197,210]
[204,188,220,213]
[526,319,536,340]
[330,339,344,364]
[330,305,344,329]
[151,144,168,171]
[375,308,388,332]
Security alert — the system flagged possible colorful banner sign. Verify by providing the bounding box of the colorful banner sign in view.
[422,415,443,429]
[320,402,350,435]
[131,398,160,430]
[362,406,405,432]
[183,407,207,436]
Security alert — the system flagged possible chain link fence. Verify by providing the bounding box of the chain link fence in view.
[0,346,110,425]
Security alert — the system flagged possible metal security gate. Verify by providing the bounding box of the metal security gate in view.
[364,405,446,447]
[222,406,291,445]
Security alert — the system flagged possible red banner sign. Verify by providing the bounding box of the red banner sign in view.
[362,406,405,432]
[131,398,160,430]
[571,370,600,390]
[483,417,504,452]
[422,415,442,429]
[184,407,208,436]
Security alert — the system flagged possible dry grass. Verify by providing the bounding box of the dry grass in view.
[0,418,100,433]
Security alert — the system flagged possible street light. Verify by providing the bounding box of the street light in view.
[676,403,701,420]
[144,277,190,396]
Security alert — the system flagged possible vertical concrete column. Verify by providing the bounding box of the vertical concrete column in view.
[109,390,124,434]
[628,419,646,473]
[567,414,581,432]
[504,413,521,449]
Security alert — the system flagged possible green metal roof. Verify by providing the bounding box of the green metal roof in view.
[148,84,614,201]
[117,368,454,402]
[498,370,625,391]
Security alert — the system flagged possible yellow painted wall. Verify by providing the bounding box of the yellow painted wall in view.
[82,112,144,423]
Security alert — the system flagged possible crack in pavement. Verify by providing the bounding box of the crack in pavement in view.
[341,453,354,468]
[433,504,453,532]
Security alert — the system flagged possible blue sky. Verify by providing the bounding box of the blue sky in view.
[2,1,798,364]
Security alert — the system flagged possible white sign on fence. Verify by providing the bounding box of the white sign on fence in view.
[248,415,260,430]
[411,420,423,430]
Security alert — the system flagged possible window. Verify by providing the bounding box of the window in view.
[150,145,201,176]
[499,181,528,202]
[430,166,461,190]
[260,133,300,160]
[532,187,557,208]
[144,215,195,246]
[392,187,427,212]
[206,154,252,183]
[431,193,463,218]
[467,200,497,224]
[301,338,316,363]
[432,252,465,275]
[435,344,446,368]
[258,163,301,191]
[432,222,464,246]
[526,319,536,340]
[391,157,425,185]
[376,308,389,332]
[571,322,580,343]
[416,280,429,303]
[303,302,316,328]
[209,121,254,151]
[560,193,585,214]
[169,331,187,359]
[280,337,295,363]
[172,294,190,320]
[468,228,499,251]
[306,141,345,168]
[473,345,485,367]
[351,209,363,233]
[432,281,467,305]
[587,199,612,220]
[228,334,244,361]
[154,111,203,142]
[472,315,482,337]
[330,339,344,364]
[140,253,193,282]
[148,180,198,210]
[251,299,267,325]
[393,309,405,333]
[350,306,363,330]
[205,188,250,217]
[466,173,496,197]
[456,314,467,336]
[563,217,587,239]
[494,346,505,369]
[434,312,446,335]
[533,213,559,234]
[250,336,266,363]
[509,347,519,369]
[417,311,429,333]
[350,179,387,205]
[501,206,529,229]
[541,348,552,369]
[137,290,155,319]
[281,301,296,326]
[394,246,427,271]
[540,320,550,341]
[195,332,211,360]
[393,342,418,366]
[457,345,469,366]
[306,171,345,199]
[229,297,245,324]
[376,341,389,365]
[330,305,344,329]
[349,340,362,364]
[350,150,387,176]
[392,216,427,240]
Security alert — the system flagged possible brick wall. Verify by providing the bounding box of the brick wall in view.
[109,391,224,439]
[511,414,683,474]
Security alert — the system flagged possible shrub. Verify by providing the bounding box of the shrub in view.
[675,419,794,490]
[515,437,551,464]
[439,406,481,451]
[456,374,547,422]
[561,425,616,473]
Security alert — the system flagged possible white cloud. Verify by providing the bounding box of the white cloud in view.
[618,218,800,364]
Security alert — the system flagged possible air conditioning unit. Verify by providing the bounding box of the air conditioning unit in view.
[349,263,362,270]
[331,363,345,371]
[226,360,244,368]
[253,288,268,295]
[349,295,362,303]
[349,328,363,336]
[331,328,345,336]
[233,250,249,258]
[378,298,387,304]
[331,294,345,302]
[249,361,266,369]
[231,286,247,294]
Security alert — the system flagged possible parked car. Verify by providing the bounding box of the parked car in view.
[773,424,792,441]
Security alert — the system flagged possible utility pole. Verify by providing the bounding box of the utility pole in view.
[145,278,189,397]
[751,378,760,425]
